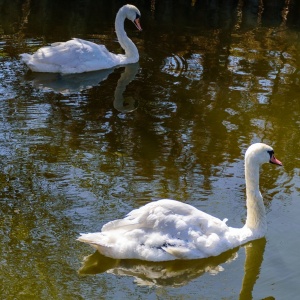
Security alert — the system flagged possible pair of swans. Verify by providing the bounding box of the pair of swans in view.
[78,143,282,261]
[20,6,283,262]
[20,5,142,74]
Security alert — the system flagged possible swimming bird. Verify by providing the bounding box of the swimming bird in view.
[20,4,142,74]
[78,143,282,261]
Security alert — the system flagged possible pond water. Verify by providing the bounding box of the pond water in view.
[0,1,300,299]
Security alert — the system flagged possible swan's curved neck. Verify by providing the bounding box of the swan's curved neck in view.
[244,160,267,233]
[115,9,139,63]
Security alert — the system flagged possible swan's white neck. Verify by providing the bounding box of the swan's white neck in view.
[244,159,267,233]
[115,9,139,63]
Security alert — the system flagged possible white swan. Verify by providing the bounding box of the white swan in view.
[78,143,282,261]
[20,4,142,74]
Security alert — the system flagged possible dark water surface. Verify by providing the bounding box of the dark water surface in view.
[0,1,300,299]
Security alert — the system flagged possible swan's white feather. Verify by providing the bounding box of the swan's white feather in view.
[78,199,246,261]
[21,38,119,74]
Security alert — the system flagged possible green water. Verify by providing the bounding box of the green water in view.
[0,1,300,299]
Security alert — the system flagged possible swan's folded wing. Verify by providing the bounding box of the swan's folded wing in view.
[101,202,167,232]
[102,199,229,236]
[32,42,80,66]
[101,218,141,232]
[29,39,114,71]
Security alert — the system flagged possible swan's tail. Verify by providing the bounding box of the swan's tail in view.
[20,53,32,64]
[77,233,112,248]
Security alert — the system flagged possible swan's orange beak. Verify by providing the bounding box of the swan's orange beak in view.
[134,18,142,31]
[270,155,282,166]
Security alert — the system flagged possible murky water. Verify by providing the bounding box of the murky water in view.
[0,1,300,299]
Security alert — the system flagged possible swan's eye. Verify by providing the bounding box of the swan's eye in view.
[267,150,274,158]
[136,13,141,20]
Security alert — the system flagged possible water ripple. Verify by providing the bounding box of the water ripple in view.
[161,53,203,81]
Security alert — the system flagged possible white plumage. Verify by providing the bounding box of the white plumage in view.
[78,143,282,261]
[20,5,142,74]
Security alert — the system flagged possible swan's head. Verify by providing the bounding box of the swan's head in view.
[123,4,142,31]
[245,143,282,167]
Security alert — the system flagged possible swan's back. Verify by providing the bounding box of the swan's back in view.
[21,39,118,74]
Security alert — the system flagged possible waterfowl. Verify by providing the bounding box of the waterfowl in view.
[20,4,142,74]
[78,143,282,261]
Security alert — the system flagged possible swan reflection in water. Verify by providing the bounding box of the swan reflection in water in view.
[79,238,270,299]
[24,62,139,113]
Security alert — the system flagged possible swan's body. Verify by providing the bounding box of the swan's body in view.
[78,143,282,261]
[20,5,142,74]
